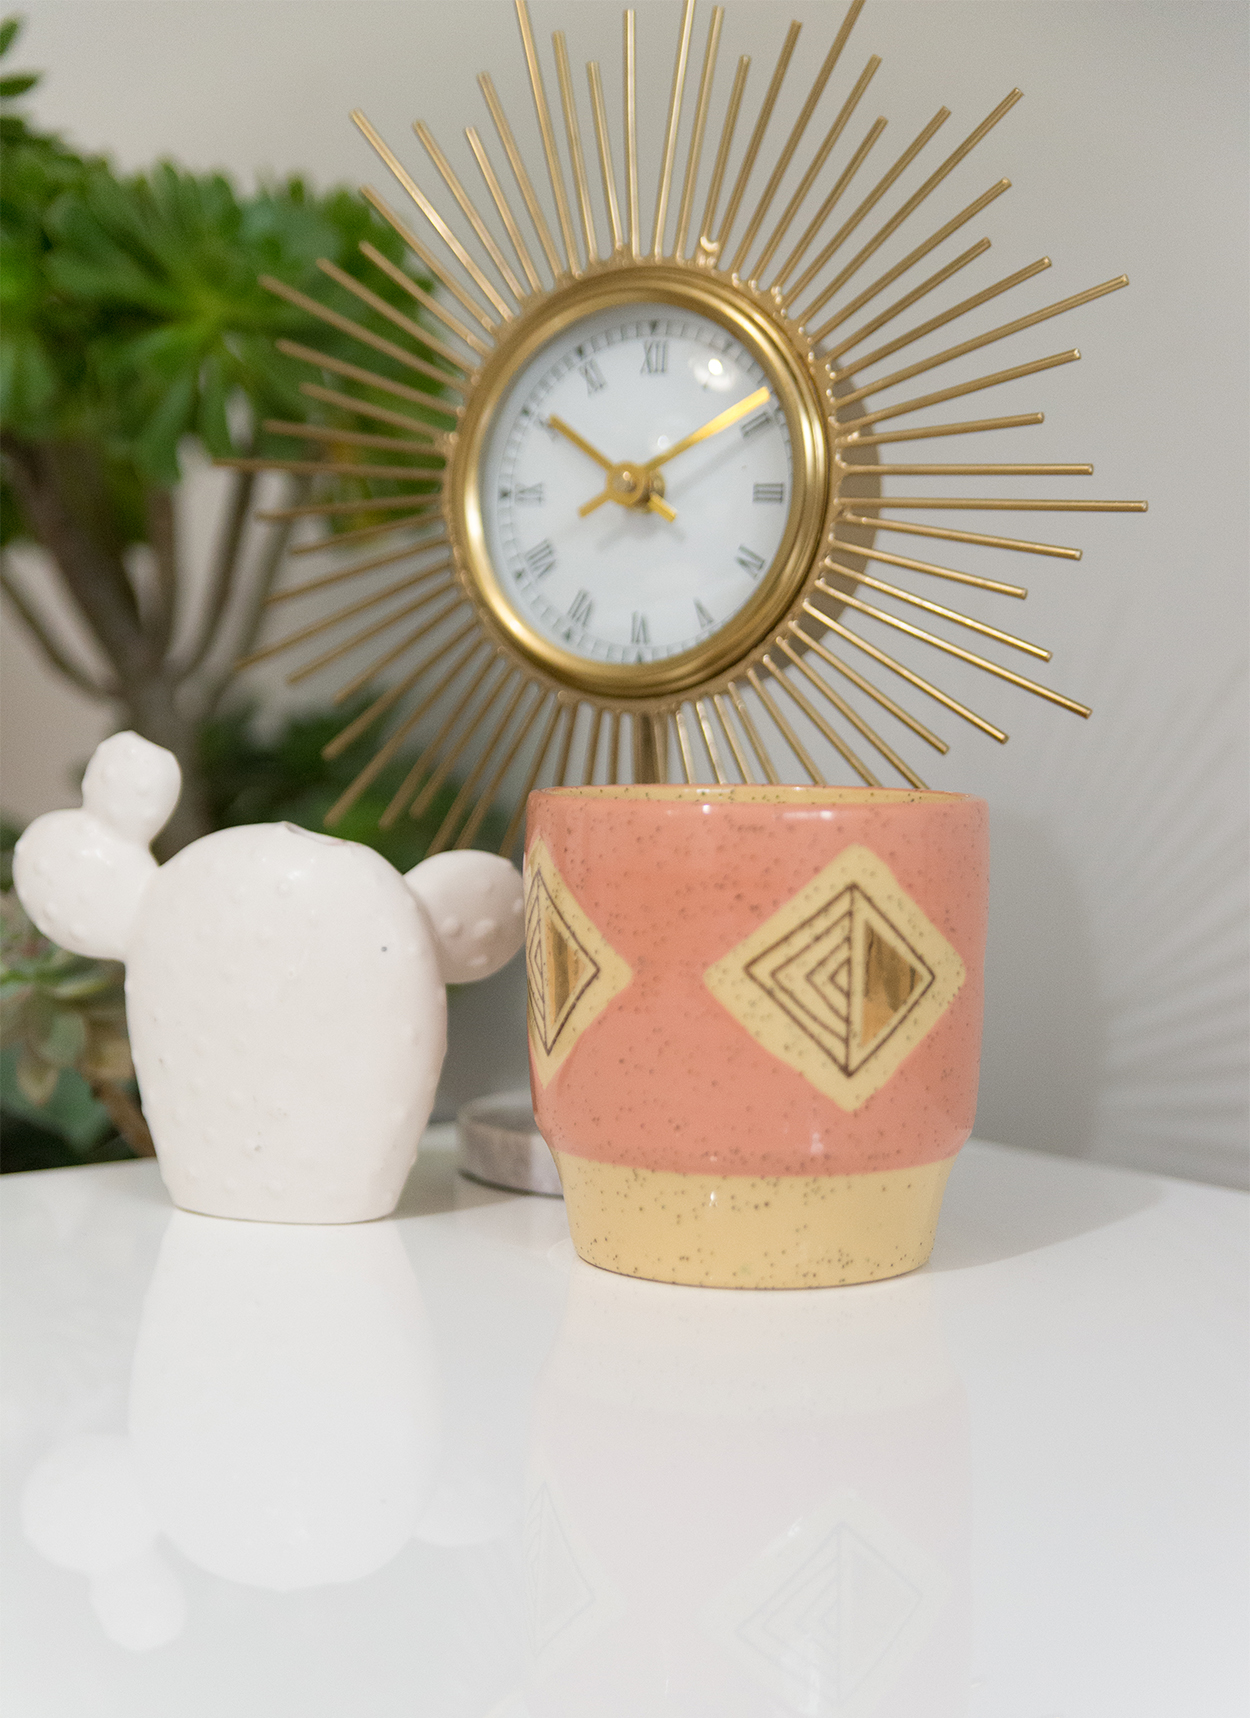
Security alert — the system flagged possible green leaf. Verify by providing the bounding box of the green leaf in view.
[0,72,36,98]
[0,18,22,59]
[15,1047,58,1106]
[0,1045,114,1149]
[35,1005,87,1069]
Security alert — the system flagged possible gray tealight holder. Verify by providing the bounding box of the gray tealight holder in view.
[456,1090,563,1197]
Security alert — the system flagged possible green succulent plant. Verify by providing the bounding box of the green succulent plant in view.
[0,17,445,857]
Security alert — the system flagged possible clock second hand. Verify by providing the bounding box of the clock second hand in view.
[546,414,677,522]
[577,386,771,519]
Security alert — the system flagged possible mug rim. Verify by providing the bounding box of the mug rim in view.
[529,784,980,807]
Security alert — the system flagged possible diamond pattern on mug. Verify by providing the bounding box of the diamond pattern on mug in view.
[704,845,965,1111]
[525,837,633,1087]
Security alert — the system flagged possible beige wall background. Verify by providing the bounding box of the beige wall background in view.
[2,0,1247,1183]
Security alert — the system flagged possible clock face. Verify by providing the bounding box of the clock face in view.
[477,299,798,676]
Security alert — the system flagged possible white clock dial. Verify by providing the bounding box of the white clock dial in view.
[480,301,794,667]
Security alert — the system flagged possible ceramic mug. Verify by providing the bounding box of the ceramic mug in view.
[524,785,988,1288]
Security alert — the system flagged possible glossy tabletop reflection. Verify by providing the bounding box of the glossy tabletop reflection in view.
[2,1132,1246,1718]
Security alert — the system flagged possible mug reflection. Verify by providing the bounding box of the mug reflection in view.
[524,1265,970,1717]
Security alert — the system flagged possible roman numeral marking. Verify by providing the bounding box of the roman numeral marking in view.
[524,539,556,578]
[516,483,544,505]
[538,416,559,441]
[579,359,606,395]
[753,482,785,504]
[641,340,668,376]
[740,410,773,440]
[630,612,650,644]
[735,546,766,578]
[694,599,715,629]
[568,589,593,627]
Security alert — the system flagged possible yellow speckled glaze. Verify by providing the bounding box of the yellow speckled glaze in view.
[554,1153,954,1289]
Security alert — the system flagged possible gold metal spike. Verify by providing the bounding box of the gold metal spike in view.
[287,591,466,691]
[835,278,1129,408]
[605,711,621,784]
[222,457,438,482]
[777,639,927,788]
[553,33,598,266]
[322,635,485,817]
[841,462,1091,477]
[428,676,535,851]
[552,701,580,786]
[325,625,481,751]
[770,117,888,294]
[465,127,544,293]
[478,73,563,279]
[747,666,823,784]
[357,239,490,358]
[332,611,478,707]
[782,107,949,305]
[822,238,991,364]
[672,705,697,781]
[276,337,459,425]
[762,651,880,786]
[316,258,472,375]
[751,54,881,285]
[236,570,452,670]
[267,543,448,606]
[827,537,1027,596]
[414,120,527,303]
[653,0,697,258]
[843,498,1146,512]
[800,90,1024,322]
[261,420,439,458]
[456,686,552,848]
[288,509,441,557]
[828,256,1050,382]
[694,699,730,783]
[296,382,449,444]
[360,187,499,338]
[587,60,624,253]
[500,699,568,853]
[788,622,947,751]
[839,510,1081,558]
[352,114,510,321]
[731,0,866,278]
[803,600,1007,740]
[386,659,511,827]
[812,179,1011,344]
[815,579,1091,716]
[698,54,750,265]
[715,20,802,257]
[837,411,1045,447]
[514,0,579,275]
[712,692,755,782]
[674,7,723,258]
[624,10,640,258]
[582,706,604,784]
[824,558,1050,658]
[258,493,441,523]
[841,348,1080,433]
[727,682,781,783]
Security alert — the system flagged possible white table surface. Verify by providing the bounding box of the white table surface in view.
[1,1131,1245,1718]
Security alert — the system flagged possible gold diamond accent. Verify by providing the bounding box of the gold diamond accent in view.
[705,845,965,1111]
[525,837,633,1088]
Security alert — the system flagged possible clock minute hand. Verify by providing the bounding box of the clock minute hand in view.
[643,386,772,472]
[553,413,678,522]
[547,414,613,471]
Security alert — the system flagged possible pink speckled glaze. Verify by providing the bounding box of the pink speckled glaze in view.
[526,786,988,1178]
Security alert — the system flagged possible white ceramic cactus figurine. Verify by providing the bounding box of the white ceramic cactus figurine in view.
[13,731,525,1223]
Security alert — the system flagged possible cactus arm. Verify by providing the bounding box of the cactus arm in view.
[404,852,525,985]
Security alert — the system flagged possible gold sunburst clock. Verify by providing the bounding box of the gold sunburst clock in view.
[228,0,1145,856]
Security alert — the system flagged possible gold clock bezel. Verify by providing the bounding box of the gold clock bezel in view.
[448,261,831,701]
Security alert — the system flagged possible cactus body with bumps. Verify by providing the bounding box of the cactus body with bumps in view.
[14,734,525,1222]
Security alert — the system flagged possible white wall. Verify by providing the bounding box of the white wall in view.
[3,1,1247,1184]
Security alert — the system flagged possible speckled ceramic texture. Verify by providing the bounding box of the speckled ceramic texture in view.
[525,785,988,1287]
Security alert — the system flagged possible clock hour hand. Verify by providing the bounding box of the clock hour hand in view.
[550,414,678,523]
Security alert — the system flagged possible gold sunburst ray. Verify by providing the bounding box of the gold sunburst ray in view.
[224,0,1147,850]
